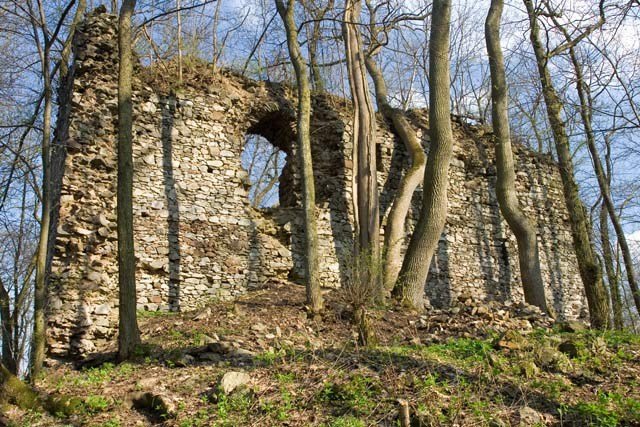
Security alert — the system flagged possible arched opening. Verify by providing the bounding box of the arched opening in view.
[240,109,296,209]
[241,134,287,208]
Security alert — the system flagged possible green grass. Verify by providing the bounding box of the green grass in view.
[322,415,366,427]
[83,395,110,413]
[215,392,253,427]
[560,391,640,426]
[320,374,381,416]
[137,309,178,319]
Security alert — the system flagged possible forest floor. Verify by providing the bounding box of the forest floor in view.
[3,281,640,427]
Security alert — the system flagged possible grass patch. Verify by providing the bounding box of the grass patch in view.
[83,395,111,413]
[320,373,381,416]
[322,415,366,427]
[423,337,493,363]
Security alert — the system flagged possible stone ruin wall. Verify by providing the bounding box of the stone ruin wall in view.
[47,10,586,357]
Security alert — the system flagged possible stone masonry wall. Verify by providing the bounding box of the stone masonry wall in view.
[47,9,585,357]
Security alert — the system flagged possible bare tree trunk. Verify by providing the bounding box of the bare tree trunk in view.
[523,0,610,329]
[28,0,85,380]
[364,56,426,294]
[394,0,454,310]
[275,0,323,313]
[600,203,623,329]
[211,0,223,73]
[301,0,333,92]
[30,2,52,379]
[176,0,183,85]
[343,0,382,302]
[117,0,142,360]
[485,0,548,312]
[0,280,15,374]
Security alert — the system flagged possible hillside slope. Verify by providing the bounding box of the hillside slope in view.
[4,282,640,426]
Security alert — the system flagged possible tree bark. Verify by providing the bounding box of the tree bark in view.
[394,0,454,309]
[31,23,52,384]
[1,362,81,415]
[523,0,610,329]
[485,0,548,312]
[0,280,16,374]
[364,56,426,294]
[29,0,86,380]
[343,0,382,302]
[600,204,624,329]
[117,0,142,360]
[275,0,323,313]
[301,0,333,92]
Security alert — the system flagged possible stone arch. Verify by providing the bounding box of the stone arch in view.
[240,107,297,209]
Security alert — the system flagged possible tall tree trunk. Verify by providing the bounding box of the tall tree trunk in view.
[600,204,624,329]
[394,0,454,309]
[176,0,183,85]
[31,42,51,383]
[343,0,382,302]
[30,0,86,380]
[211,0,223,73]
[275,0,323,313]
[364,57,426,294]
[0,280,15,374]
[1,362,81,415]
[302,0,333,92]
[523,0,610,329]
[117,0,141,360]
[565,45,640,316]
[485,0,548,312]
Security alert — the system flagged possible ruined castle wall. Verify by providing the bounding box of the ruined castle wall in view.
[48,10,585,357]
[47,12,294,356]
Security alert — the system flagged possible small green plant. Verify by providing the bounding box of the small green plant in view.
[100,418,121,427]
[137,309,177,319]
[84,395,110,413]
[530,378,571,400]
[562,392,640,427]
[323,415,366,427]
[320,374,381,415]
[568,402,618,426]
[179,407,211,427]
[276,372,295,384]
[215,392,253,425]
[75,363,116,386]
[255,349,287,366]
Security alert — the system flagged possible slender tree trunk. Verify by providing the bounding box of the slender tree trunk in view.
[343,0,382,302]
[117,0,141,361]
[211,0,223,73]
[303,0,333,92]
[275,0,323,313]
[0,281,15,374]
[566,45,640,316]
[485,0,548,312]
[176,0,183,85]
[394,0,454,309]
[31,56,51,381]
[523,0,610,329]
[600,204,624,329]
[29,0,86,380]
[364,57,426,294]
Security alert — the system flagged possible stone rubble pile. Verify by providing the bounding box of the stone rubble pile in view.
[415,293,555,340]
